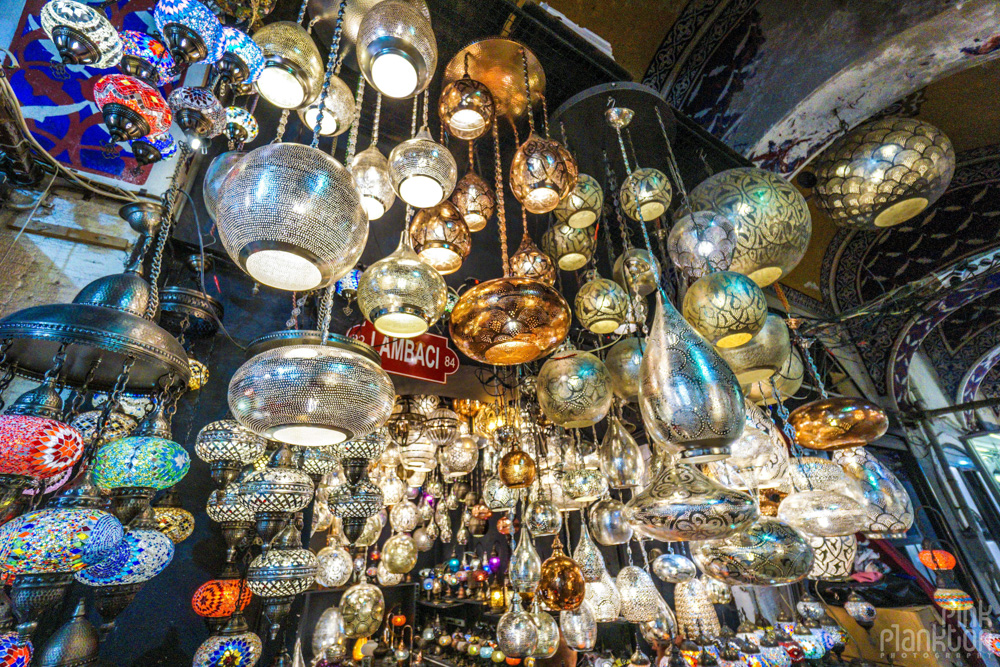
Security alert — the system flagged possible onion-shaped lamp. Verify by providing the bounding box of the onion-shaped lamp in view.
[575,270,629,334]
[410,201,471,274]
[168,86,226,149]
[510,135,578,214]
[439,77,494,140]
[691,517,813,586]
[118,30,173,85]
[811,117,955,229]
[351,145,396,220]
[224,106,259,146]
[555,173,602,228]
[357,0,437,99]
[716,313,791,385]
[452,171,495,232]
[357,230,447,338]
[599,416,645,490]
[541,223,593,271]
[682,270,767,348]
[389,126,458,208]
[667,211,738,280]
[538,536,585,611]
[341,582,385,638]
[246,523,317,640]
[510,232,556,286]
[621,168,671,221]
[93,74,172,143]
[216,142,368,291]
[193,612,261,667]
[686,167,811,287]
[151,487,195,543]
[152,0,223,65]
[216,25,264,86]
[252,21,323,109]
[298,75,356,136]
[584,570,621,622]
[787,397,889,451]
[195,419,267,487]
[41,0,122,68]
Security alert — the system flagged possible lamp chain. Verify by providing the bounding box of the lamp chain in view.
[273,110,290,143]
[773,282,828,399]
[88,356,134,460]
[295,0,309,25]
[520,47,535,136]
[319,285,335,343]
[492,122,509,276]
[612,125,632,177]
[346,75,365,162]
[422,89,429,128]
[655,107,688,204]
[540,94,550,139]
[311,0,347,149]
[410,94,419,138]
[371,92,382,147]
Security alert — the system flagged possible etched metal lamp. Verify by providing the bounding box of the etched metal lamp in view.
[621,168,671,222]
[41,0,122,67]
[510,135,578,214]
[237,445,313,544]
[252,21,323,109]
[207,483,255,562]
[452,171,495,231]
[351,145,396,220]
[788,397,889,451]
[356,0,437,98]
[536,343,612,428]
[247,523,318,640]
[299,75,356,136]
[389,126,458,208]
[440,76,494,140]
[667,211,738,280]
[691,517,813,586]
[682,271,767,348]
[410,201,471,275]
[575,269,629,334]
[541,223,593,271]
[555,173,602,228]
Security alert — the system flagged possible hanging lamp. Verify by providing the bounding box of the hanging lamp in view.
[202,151,245,221]
[215,25,264,87]
[681,270,768,348]
[93,74,172,143]
[299,73,356,137]
[410,201,471,274]
[118,30,172,85]
[168,87,226,150]
[252,21,323,109]
[621,167,672,221]
[246,523,317,640]
[237,445,314,544]
[576,269,630,334]
[130,132,177,167]
[510,231,556,285]
[224,107,259,146]
[40,0,122,68]
[389,126,458,208]
[452,169,495,232]
[152,0,223,65]
[440,72,494,140]
[356,0,437,99]
[667,211,737,280]
[541,223,593,271]
[192,612,261,667]
[555,173,602,228]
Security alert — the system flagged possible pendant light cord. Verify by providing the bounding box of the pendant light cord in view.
[492,122,509,276]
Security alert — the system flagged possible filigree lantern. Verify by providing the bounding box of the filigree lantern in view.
[195,419,267,487]
[833,447,913,538]
[389,127,458,208]
[207,482,255,562]
[341,582,385,638]
[620,168,671,222]
[410,202,472,275]
[41,0,122,67]
[247,523,318,639]
[691,517,813,586]
[252,21,323,109]
[299,75,355,136]
[682,271,767,348]
[536,343,612,428]
[510,135,578,214]
[555,173,602,228]
[440,76,494,140]
[152,0,223,65]
[541,223,593,271]
[584,570,621,622]
[717,313,791,386]
[351,145,396,220]
[452,171,495,231]
[356,0,437,99]
[576,270,630,335]
[616,566,658,623]
[497,594,538,657]
[238,446,314,544]
[510,233,556,286]
[667,211,738,280]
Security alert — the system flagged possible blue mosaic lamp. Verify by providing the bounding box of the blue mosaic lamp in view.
[334,268,363,300]
[193,612,262,667]
[153,0,223,65]
[216,26,264,86]
[130,132,177,166]
[118,30,173,85]
[224,106,259,146]
[75,509,174,586]
[0,507,123,575]
[91,401,190,524]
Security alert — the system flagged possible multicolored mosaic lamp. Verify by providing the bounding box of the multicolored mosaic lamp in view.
[152,0,223,65]
[40,0,122,68]
[118,30,173,85]
[193,612,262,667]
[224,107,259,146]
[151,487,195,543]
[168,86,226,149]
[216,25,264,86]
[93,74,172,143]
[0,505,122,576]
[0,633,32,667]
[130,132,177,166]
[192,565,252,632]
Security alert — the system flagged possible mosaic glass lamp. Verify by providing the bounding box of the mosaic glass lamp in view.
[93,74,172,143]
[76,509,174,586]
[237,446,313,542]
[0,633,31,667]
[0,506,123,574]
[152,0,223,65]
[811,117,955,229]
[328,481,383,544]
[357,0,437,98]
[247,523,318,639]
[389,126,458,208]
[224,107,259,147]
[152,487,195,543]
[351,146,396,220]
[195,419,267,487]
[192,571,251,626]
[541,223,593,271]
[168,86,226,149]
[130,132,177,167]
[252,21,323,109]
[410,202,472,275]
[216,143,368,291]
[216,25,265,86]
[40,0,122,68]
[193,613,262,667]
[118,30,172,85]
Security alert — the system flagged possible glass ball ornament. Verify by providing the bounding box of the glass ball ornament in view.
[252,21,323,109]
[621,167,671,221]
[510,135,578,214]
[717,312,791,385]
[575,270,630,334]
[299,75,355,137]
[668,211,738,280]
[811,117,955,229]
[356,0,437,98]
[777,489,866,537]
[541,223,594,271]
[651,553,697,583]
[598,416,645,490]
[390,126,458,208]
[452,171,495,232]
[691,517,813,586]
[555,173,603,228]
[525,496,561,537]
[536,344,612,428]
[439,77,494,140]
[389,500,419,533]
[584,570,621,622]
[616,566,658,622]
[351,145,396,221]
[497,595,538,658]
[42,0,123,67]
[341,582,385,638]
[682,271,767,348]
[560,600,597,650]
[410,202,471,275]
[538,537,585,611]
[685,167,811,287]
[588,497,632,546]
[216,142,368,291]
[316,546,353,588]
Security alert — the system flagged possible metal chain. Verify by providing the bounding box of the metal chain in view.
[612,124,632,176]
[88,356,134,459]
[42,342,68,383]
[371,92,382,146]
[410,94,418,139]
[0,339,14,411]
[145,205,174,319]
[319,285,335,342]
[272,110,290,143]
[65,356,101,421]
[346,75,365,161]
[540,95,550,139]
[492,122,509,276]
[163,371,186,421]
[311,0,347,149]
[773,282,828,399]
[520,47,535,136]
[655,107,688,204]
[295,0,309,24]
[286,292,307,329]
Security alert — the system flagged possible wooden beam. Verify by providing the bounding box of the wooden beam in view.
[6,220,129,251]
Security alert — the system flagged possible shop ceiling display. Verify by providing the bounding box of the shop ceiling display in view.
[4,0,934,662]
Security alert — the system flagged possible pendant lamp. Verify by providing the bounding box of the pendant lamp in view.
[228,332,394,447]
[589,496,632,545]
[525,494,561,537]
[357,0,437,99]
[389,126,458,208]
[599,416,645,489]
[536,343,613,428]
[225,106,259,146]
[93,74,172,143]
[612,248,659,297]
[237,446,314,542]
[215,143,368,291]
[806,534,856,581]
[576,270,630,334]
[131,132,177,167]
[555,173,603,228]
[497,594,538,658]
[510,135,578,214]
[193,613,262,667]
[341,582,385,638]
[691,517,813,586]
[833,446,914,538]
[509,530,541,595]
[673,579,720,638]
[216,25,264,86]
[439,77,494,140]
[41,0,122,68]
[538,536,585,611]
[685,167,811,287]
[118,30,171,85]
[192,569,252,627]
[351,146,396,220]
[667,211,738,280]
[410,201,471,275]
[605,336,643,403]
[620,167,671,221]
[299,74,356,136]
[252,21,323,109]
[530,601,560,659]
[572,520,605,582]
[247,523,317,639]
[560,601,597,650]
[168,86,225,149]
[777,489,866,537]
[202,150,245,221]
[682,271,767,348]
[716,313,791,386]
[584,570,621,622]
[452,171,495,231]
[207,483,255,562]
[616,566,658,622]
[76,508,174,590]
[152,0,223,65]
[788,397,889,451]
[510,232,556,285]
[651,553,696,583]
[541,223,593,271]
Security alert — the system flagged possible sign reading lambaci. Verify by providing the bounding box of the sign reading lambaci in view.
[347,321,460,384]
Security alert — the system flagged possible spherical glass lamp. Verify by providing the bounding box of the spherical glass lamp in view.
[682,270,767,348]
[41,0,123,67]
[202,150,244,221]
[93,74,172,143]
[0,399,84,488]
[449,277,571,365]
[575,270,630,334]
[168,86,226,148]
[833,446,914,539]
[440,77,494,140]
[691,517,813,586]
[298,75,356,137]
[555,173,602,228]
[191,575,251,619]
[152,0,223,64]
[410,202,471,274]
[777,489,866,537]
[193,613,261,667]
[499,447,536,489]
[130,132,177,167]
[621,168,671,221]
[811,117,955,229]
[351,146,396,220]
[383,532,417,573]
[561,468,607,504]
[118,31,173,85]
[497,595,539,657]
[525,495,562,537]
[717,313,790,385]
[541,223,593,271]
[668,211,738,280]
[0,507,123,574]
[389,127,458,208]
[538,537,585,611]
[788,397,889,451]
[452,171,495,231]
[510,232,556,286]
[225,107,259,146]
[252,21,323,109]
[216,143,368,291]
[216,25,264,86]
[536,343,612,428]
[228,335,394,447]
[686,167,811,287]
[560,601,597,651]
[483,476,517,510]
[357,0,437,98]
[76,514,174,586]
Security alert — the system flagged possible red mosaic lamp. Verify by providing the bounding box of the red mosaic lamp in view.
[93,74,172,143]
[192,563,252,633]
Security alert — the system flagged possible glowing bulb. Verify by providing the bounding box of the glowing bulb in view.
[399,175,444,209]
[371,52,417,98]
[244,249,323,291]
[257,67,305,108]
[304,106,339,135]
[361,197,386,220]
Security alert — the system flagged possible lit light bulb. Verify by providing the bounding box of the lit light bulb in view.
[257,67,304,108]
[399,175,444,210]
[371,53,417,98]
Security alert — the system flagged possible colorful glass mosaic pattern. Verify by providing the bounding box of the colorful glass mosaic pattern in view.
[93,73,172,136]
[168,86,226,137]
[91,435,190,490]
[0,508,123,574]
[152,0,223,63]
[193,631,262,667]
[40,0,123,69]
[219,26,264,82]
[0,633,32,667]
[192,578,252,618]
[119,30,175,81]
[0,415,84,480]
[76,526,173,585]
[933,588,974,611]
[133,131,177,159]
[152,506,194,543]
[225,106,258,143]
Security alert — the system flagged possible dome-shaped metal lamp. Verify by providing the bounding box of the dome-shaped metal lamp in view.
[356,0,437,99]
[389,126,458,209]
[682,271,767,348]
[510,135,578,214]
[252,21,323,109]
[555,173,602,228]
[439,77,494,140]
[298,75,355,136]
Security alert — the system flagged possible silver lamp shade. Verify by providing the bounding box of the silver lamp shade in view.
[356,0,437,99]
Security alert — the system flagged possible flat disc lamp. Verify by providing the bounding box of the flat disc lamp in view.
[252,21,324,109]
[357,0,437,99]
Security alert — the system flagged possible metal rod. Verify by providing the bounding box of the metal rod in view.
[914,396,1000,419]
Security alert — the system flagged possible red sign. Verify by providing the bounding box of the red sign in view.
[347,322,460,385]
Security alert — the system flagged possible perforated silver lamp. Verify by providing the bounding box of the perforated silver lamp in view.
[356,0,437,99]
